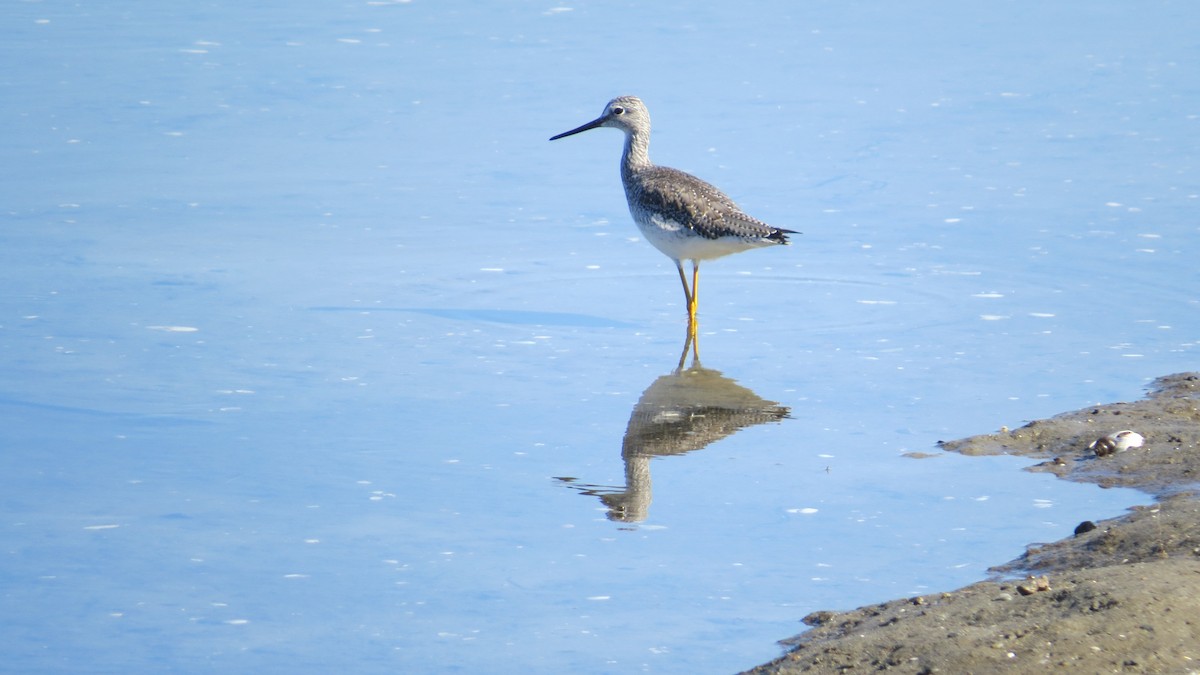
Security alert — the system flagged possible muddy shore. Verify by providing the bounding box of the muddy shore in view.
[742,373,1200,674]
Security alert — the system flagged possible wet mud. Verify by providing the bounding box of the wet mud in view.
[743,373,1200,674]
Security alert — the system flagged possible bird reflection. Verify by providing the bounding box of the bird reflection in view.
[558,331,790,523]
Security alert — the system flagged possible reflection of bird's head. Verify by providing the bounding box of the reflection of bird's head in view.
[600,492,644,523]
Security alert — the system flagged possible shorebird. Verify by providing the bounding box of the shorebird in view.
[550,95,795,331]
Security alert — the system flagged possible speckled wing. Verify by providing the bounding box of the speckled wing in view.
[630,166,792,243]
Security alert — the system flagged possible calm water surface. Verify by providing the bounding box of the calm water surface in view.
[3,2,1197,673]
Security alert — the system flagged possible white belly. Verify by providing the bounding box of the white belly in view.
[636,213,771,262]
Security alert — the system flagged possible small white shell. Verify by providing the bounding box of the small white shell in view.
[1088,430,1144,457]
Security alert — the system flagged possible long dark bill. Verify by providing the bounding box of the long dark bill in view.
[549,116,606,141]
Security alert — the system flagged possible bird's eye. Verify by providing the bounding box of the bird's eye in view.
[612,106,625,115]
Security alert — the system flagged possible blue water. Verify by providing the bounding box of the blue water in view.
[3,2,1197,673]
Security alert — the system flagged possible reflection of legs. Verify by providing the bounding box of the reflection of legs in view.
[676,324,700,371]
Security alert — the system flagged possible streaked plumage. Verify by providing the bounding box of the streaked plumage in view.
[551,95,795,329]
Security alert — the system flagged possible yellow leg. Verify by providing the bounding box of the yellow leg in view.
[676,260,699,337]
[675,260,693,307]
[689,261,700,325]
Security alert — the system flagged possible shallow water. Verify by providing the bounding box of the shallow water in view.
[2,2,1197,673]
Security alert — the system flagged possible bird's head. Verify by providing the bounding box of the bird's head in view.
[550,95,649,141]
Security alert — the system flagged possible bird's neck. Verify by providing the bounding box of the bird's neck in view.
[620,129,651,177]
